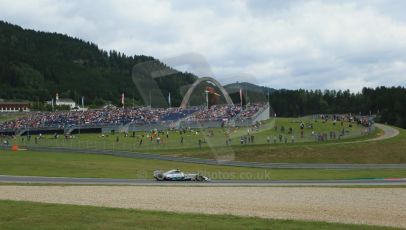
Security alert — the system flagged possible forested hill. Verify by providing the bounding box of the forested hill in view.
[1,21,405,128]
[0,21,197,106]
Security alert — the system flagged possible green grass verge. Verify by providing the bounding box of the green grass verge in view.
[0,200,398,230]
[0,150,405,180]
[2,183,406,188]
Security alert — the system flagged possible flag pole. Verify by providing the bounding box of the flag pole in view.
[168,92,171,108]
[239,88,243,107]
[121,93,125,109]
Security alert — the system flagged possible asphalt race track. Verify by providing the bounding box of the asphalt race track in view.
[1,175,405,186]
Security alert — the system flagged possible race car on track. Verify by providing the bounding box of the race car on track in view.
[153,169,210,182]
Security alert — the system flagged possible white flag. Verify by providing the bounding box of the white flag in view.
[239,88,243,106]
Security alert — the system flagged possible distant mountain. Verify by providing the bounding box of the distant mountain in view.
[225,82,276,94]
[224,82,275,103]
[0,21,197,107]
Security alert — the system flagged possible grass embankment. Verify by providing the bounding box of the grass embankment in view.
[7,118,395,164]
[11,118,369,150]
[0,150,405,180]
[0,113,24,123]
[0,200,397,230]
[150,126,406,164]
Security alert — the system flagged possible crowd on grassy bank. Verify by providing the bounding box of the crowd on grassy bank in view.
[184,103,264,122]
[0,104,265,131]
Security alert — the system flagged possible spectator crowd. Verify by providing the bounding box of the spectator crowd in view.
[0,104,267,131]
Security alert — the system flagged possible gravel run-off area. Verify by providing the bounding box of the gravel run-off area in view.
[0,186,405,228]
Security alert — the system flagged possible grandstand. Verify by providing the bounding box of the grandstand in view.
[0,103,270,135]
[0,75,271,135]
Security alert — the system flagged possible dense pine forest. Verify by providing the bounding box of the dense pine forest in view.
[267,87,406,128]
[0,21,405,128]
[226,83,406,128]
[0,21,197,107]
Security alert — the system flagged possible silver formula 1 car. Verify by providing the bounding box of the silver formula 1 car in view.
[153,169,210,182]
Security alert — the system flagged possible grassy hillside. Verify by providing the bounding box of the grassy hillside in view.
[0,113,24,123]
[10,118,404,164]
[13,117,367,149]
[150,126,406,164]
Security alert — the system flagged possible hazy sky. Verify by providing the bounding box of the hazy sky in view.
[1,0,406,90]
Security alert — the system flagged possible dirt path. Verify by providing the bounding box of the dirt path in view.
[370,123,400,141]
[326,123,400,146]
[0,186,405,228]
